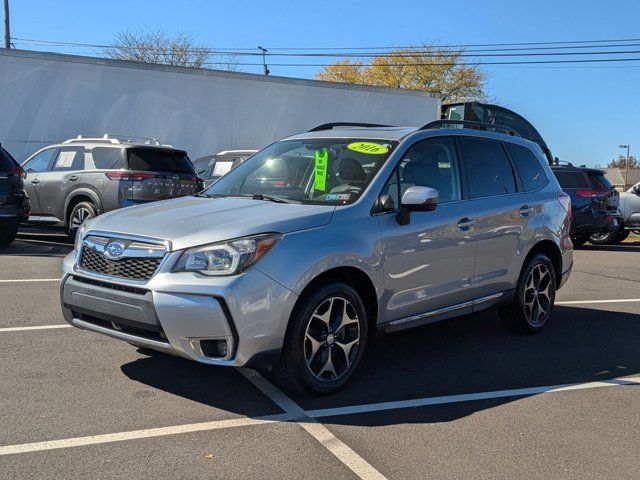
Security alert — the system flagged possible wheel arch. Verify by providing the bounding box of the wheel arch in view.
[64,189,102,227]
[292,266,379,334]
[522,240,563,287]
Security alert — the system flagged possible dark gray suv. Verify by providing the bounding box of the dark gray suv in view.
[22,136,204,236]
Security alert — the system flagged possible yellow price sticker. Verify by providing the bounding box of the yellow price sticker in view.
[347,142,388,155]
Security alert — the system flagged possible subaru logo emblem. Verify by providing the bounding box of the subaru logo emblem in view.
[104,241,126,260]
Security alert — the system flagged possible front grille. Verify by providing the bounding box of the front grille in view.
[73,311,167,343]
[80,247,162,281]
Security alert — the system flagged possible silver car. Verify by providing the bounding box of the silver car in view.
[60,122,573,395]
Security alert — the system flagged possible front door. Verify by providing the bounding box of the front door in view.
[377,137,477,325]
[22,147,58,215]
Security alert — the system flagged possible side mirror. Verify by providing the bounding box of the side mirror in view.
[633,184,640,194]
[396,186,438,225]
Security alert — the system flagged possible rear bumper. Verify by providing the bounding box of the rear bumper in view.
[60,251,297,366]
[0,196,30,222]
[573,212,620,236]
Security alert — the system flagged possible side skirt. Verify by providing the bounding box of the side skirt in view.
[383,290,515,333]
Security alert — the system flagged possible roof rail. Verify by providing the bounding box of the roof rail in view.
[308,122,394,132]
[62,134,162,145]
[419,120,521,137]
[553,158,574,167]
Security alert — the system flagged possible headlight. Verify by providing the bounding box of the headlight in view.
[74,226,86,251]
[173,233,283,276]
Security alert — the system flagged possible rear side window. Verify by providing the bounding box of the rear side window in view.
[506,143,548,192]
[52,147,84,172]
[89,147,125,170]
[460,137,517,198]
[554,171,589,189]
[0,147,17,170]
[127,148,195,174]
[589,173,613,191]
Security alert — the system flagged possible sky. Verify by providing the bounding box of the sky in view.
[7,0,640,167]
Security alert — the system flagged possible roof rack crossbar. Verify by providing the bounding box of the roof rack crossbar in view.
[62,134,163,146]
[308,122,394,132]
[419,120,521,137]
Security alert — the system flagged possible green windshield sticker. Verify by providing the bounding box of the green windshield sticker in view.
[347,142,388,155]
[314,148,328,191]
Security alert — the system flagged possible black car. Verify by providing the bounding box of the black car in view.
[0,144,30,244]
[551,164,620,247]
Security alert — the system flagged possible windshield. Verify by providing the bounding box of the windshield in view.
[201,138,397,205]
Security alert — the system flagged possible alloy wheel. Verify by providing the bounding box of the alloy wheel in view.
[71,207,93,229]
[304,296,360,382]
[523,264,552,326]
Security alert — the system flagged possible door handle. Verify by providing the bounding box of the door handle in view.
[31,179,40,184]
[519,205,534,216]
[69,175,79,182]
[457,217,476,230]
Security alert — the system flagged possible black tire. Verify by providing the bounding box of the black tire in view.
[571,235,589,248]
[273,281,368,395]
[500,254,556,334]
[67,201,97,238]
[0,221,18,245]
[589,230,621,245]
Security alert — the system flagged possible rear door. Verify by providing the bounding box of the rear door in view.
[38,146,85,221]
[459,137,528,300]
[21,147,58,215]
[125,148,202,202]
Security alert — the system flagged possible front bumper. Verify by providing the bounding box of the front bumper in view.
[60,251,297,366]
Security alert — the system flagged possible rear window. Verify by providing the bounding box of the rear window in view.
[554,171,590,189]
[90,147,125,170]
[126,148,195,174]
[0,147,17,170]
[506,143,548,192]
[589,173,613,190]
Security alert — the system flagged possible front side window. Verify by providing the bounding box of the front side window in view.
[460,137,517,198]
[23,148,57,173]
[379,137,461,211]
[203,138,397,205]
[52,147,85,172]
[506,143,548,192]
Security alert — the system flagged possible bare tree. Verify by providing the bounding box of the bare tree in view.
[105,29,241,71]
[608,154,639,170]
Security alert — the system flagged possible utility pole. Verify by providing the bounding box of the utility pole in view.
[3,0,10,49]
[619,144,631,190]
[258,46,269,75]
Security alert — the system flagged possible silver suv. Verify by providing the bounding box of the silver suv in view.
[22,135,203,236]
[60,122,573,395]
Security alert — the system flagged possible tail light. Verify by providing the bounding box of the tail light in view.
[558,192,572,216]
[195,177,205,189]
[9,165,26,178]
[575,189,604,198]
[106,171,159,181]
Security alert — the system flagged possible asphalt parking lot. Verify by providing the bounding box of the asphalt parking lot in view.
[1,233,639,479]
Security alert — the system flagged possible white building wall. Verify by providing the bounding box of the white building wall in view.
[0,49,440,161]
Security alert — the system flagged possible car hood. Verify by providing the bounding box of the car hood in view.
[86,196,335,251]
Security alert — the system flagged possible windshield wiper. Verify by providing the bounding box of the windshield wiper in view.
[250,194,300,204]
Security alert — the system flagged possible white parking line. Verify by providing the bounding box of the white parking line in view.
[239,369,388,480]
[0,374,638,458]
[0,278,59,283]
[0,414,290,456]
[0,324,71,333]
[305,376,640,419]
[556,298,640,305]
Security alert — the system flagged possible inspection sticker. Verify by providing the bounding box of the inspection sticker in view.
[347,142,388,155]
[314,148,328,191]
[325,193,351,201]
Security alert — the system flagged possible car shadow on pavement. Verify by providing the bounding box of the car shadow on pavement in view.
[577,243,640,252]
[0,231,73,257]
[119,305,640,425]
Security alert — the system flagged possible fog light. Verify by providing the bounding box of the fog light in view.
[199,339,229,359]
